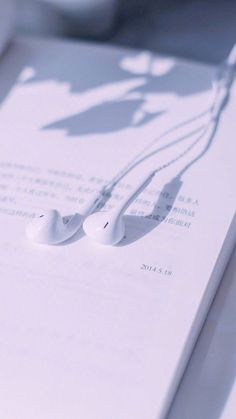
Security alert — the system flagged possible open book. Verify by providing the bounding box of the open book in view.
[0,26,235,419]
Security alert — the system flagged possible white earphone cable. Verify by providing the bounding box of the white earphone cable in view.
[103,43,236,192]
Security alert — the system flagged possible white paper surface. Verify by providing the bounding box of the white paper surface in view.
[168,246,236,419]
[0,37,235,419]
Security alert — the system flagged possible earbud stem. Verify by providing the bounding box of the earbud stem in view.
[79,191,105,216]
[115,171,155,216]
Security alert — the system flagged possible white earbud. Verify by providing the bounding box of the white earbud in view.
[83,209,125,246]
[83,172,155,245]
[26,192,104,245]
[26,210,83,245]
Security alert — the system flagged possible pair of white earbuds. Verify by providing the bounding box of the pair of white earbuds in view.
[26,171,155,246]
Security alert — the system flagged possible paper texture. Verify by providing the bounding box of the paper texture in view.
[0,37,235,419]
[168,246,236,419]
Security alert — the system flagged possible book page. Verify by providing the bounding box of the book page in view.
[168,247,236,419]
[0,37,235,419]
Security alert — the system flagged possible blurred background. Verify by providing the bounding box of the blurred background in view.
[14,0,236,64]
